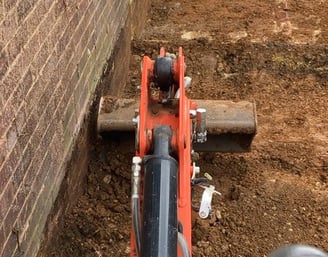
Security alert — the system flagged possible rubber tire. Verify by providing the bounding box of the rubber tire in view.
[268,245,328,257]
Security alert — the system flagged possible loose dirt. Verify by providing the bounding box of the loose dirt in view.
[45,0,328,256]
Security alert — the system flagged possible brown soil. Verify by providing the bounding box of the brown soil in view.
[45,0,328,256]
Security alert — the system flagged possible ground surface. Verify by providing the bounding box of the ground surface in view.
[45,0,328,256]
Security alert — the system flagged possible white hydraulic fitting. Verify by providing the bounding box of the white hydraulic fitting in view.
[132,109,139,126]
[191,162,200,179]
[132,115,139,127]
[189,110,196,119]
[131,156,142,198]
[132,156,142,165]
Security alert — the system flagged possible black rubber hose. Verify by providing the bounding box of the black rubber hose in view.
[140,126,178,257]
[132,197,141,256]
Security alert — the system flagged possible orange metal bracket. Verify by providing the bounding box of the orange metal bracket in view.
[130,47,196,257]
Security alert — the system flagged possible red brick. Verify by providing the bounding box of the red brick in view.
[21,182,53,257]
[29,118,45,151]
[0,49,9,81]
[42,52,59,85]
[34,0,47,20]
[0,113,3,140]
[7,22,28,63]
[23,145,43,190]
[33,91,53,122]
[77,0,89,18]
[4,0,18,12]
[35,153,52,190]
[48,133,62,167]
[0,135,7,166]
[1,232,17,257]
[61,60,75,91]
[13,146,32,187]
[69,12,79,35]
[2,143,22,186]
[1,13,18,47]
[16,189,37,235]
[73,1,94,54]
[0,159,12,193]
[45,38,56,57]
[75,87,86,117]
[2,69,21,103]
[53,1,63,16]
[95,0,107,23]
[20,34,40,71]
[14,106,26,135]
[0,0,134,256]
[2,199,21,242]
[56,26,72,56]
[35,42,50,72]
[24,79,42,115]
[43,0,53,11]
[41,124,55,152]
[16,111,36,149]
[27,6,43,30]
[20,69,34,99]
[16,0,35,24]
[16,196,29,235]
[45,89,60,123]
[38,6,56,47]
[53,83,67,121]
[0,226,5,253]
[16,152,53,236]
[6,121,17,152]
[10,79,27,111]
[59,0,93,65]
[0,181,15,223]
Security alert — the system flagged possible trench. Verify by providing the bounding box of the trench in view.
[39,0,328,256]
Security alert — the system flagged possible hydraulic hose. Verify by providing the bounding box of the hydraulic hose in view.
[132,197,141,255]
[132,156,142,256]
[178,232,191,257]
[141,126,178,257]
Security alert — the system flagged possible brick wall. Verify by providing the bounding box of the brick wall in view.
[0,1,143,256]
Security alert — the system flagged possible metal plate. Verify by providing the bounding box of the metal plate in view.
[97,97,257,152]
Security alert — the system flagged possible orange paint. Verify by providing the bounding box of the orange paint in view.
[131,47,196,257]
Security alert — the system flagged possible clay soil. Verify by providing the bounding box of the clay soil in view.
[44,0,328,256]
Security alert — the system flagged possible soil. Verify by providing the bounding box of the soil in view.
[45,0,328,256]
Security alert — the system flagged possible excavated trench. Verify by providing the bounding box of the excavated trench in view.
[41,0,328,256]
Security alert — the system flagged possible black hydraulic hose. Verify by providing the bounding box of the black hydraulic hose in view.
[178,232,191,257]
[141,126,178,257]
[132,156,142,256]
[132,197,141,256]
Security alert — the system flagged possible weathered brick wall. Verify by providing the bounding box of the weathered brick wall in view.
[0,1,138,256]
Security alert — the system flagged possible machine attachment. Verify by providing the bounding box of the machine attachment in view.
[98,47,257,257]
[98,98,257,152]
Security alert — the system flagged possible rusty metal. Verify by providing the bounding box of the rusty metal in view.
[97,97,257,152]
[98,96,138,132]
